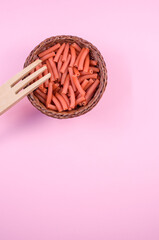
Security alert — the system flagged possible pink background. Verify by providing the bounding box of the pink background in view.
[0,0,159,239]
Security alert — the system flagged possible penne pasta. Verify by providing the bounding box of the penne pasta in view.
[83,54,90,73]
[35,89,47,99]
[68,67,76,92]
[81,79,89,90]
[46,82,53,107]
[68,85,75,109]
[41,52,55,61]
[78,48,89,71]
[38,43,61,58]
[57,55,63,80]
[61,93,70,106]
[69,46,76,67]
[83,79,94,91]
[62,43,69,62]
[73,67,80,76]
[61,69,68,85]
[48,57,59,79]
[75,96,85,106]
[74,48,85,67]
[55,92,68,110]
[78,73,98,83]
[52,95,63,112]
[54,43,66,62]
[34,92,46,105]
[89,67,100,73]
[37,41,100,112]
[71,43,81,52]
[72,75,85,96]
[46,60,55,82]
[85,79,100,103]
[39,83,47,93]
[60,54,71,74]
[62,74,70,94]
[47,103,57,111]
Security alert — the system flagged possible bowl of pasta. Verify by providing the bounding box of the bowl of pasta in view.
[24,35,107,119]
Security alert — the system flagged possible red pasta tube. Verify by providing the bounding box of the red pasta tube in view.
[69,46,76,67]
[78,48,89,71]
[46,82,53,107]
[71,43,81,52]
[52,95,63,112]
[61,69,68,85]
[73,67,80,76]
[85,79,100,103]
[89,67,100,73]
[83,54,90,72]
[41,52,55,61]
[62,43,69,62]
[55,92,68,110]
[72,75,85,96]
[48,57,59,79]
[57,55,63,71]
[68,67,76,92]
[62,74,70,94]
[39,84,47,93]
[47,103,57,111]
[75,96,85,106]
[57,55,63,79]
[38,43,61,58]
[79,71,90,76]
[74,48,85,67]
[61,93,70,106]
[46,60,55,82]
[83,79,94,91]
[34,92,46,105]
[81,79,89,89]
[35,89,47,99]
[60,54,71,74]
[54,43,66,62]
[68,85,75,109]
[78,73,98,83]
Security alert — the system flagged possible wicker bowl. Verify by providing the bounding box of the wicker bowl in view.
[24,35,108,119]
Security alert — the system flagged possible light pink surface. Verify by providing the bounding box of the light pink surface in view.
[0,0,159,239]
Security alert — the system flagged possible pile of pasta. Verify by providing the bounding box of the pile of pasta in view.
[34,42,100,112]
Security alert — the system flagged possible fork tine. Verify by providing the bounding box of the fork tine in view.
[15,73,51,101]
[8,59,42,86]
[12,65,47,93]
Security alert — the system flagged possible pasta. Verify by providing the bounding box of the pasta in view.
[62,43,69,62]
[54,43,66,62]
[34,41,100,112]
[38,43,60,58]
[60,54,71,74]
[68,85,75,109]
[78,48,89,71]
[71,43,81,52]
[69,46,76,67]
[62,74,70,94]
[83,54,90,73]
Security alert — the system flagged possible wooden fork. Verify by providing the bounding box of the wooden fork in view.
[0,59,50,115]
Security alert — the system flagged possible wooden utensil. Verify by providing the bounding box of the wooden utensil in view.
[0,59,50,115]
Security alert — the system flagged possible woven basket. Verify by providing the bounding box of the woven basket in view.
[24,35,108,119]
